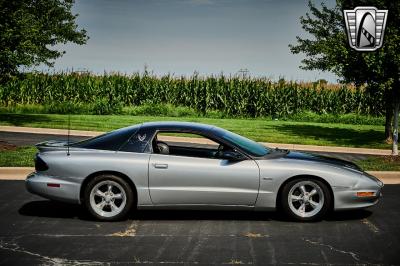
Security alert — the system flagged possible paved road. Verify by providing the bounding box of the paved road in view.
[0,131,369,161]
[0,181,399,265]
[0,131,86,147]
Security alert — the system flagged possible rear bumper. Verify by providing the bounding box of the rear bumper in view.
[25,172,81,204]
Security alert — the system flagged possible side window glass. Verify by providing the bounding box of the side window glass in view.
[153,131,224,159]
[158,132,219,149]
[119,129,154,153]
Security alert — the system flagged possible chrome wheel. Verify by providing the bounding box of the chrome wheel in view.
[89,180,126,218]
[288,180,324,218]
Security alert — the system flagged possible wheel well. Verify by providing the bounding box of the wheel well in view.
[276,175,334,210]
[80,171,138,206]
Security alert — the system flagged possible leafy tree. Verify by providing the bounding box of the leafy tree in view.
[0,0,88,81]
[289,0,400,154]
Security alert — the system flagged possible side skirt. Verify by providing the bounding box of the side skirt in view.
[137,204,256,211]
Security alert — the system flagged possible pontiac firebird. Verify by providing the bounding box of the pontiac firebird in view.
[26,121,383,221]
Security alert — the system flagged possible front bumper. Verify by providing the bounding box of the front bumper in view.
[333,173,383,210]
[334,188,382,210]
[26,172,81,204]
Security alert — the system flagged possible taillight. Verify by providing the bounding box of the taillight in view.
[35,154,48,171]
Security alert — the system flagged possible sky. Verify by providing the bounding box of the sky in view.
[37,0,339,82]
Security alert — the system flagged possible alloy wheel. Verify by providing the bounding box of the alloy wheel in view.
[287,180,325,218]
[89,180,127,218]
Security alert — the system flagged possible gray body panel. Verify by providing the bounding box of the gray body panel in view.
[26,122,383,212]
[254,157,382,210]
[148,154,259,205]
[27,149,152,205]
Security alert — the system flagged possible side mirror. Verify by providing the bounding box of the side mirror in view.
[219,150,245,161]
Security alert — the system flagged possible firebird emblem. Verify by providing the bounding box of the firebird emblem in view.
[138,134,146,141]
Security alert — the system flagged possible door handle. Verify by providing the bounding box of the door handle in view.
[153,163,168,169]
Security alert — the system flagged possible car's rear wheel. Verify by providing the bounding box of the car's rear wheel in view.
[281,178,331,221]
[84,174,134,221]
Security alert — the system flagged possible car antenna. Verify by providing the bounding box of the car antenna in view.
[67,102,71,156]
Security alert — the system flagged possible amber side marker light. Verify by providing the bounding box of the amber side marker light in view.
[356,192,375,197]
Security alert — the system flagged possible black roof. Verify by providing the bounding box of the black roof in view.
[71,121,218,152]
[141,121,214,133]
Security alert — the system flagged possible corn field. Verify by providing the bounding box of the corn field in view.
[0,72,385,117]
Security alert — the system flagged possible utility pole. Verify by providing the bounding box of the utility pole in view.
[237,68,249,79]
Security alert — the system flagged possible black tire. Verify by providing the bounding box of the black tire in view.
[84,174,135,221]
[280,178,332,222]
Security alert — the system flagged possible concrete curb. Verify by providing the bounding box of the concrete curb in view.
[368,171,400,184]
[0,167,34,180]
[1,167,399,184]
[0,126,393,155]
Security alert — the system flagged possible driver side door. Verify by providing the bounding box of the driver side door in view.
[148,131,260,206]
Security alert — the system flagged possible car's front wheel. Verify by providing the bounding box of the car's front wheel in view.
[84,174,134,221]
[281,178,331,221]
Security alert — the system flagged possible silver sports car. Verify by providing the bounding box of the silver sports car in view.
[26,121,383,221]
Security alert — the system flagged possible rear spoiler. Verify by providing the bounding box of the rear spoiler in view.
[35,140,69,152]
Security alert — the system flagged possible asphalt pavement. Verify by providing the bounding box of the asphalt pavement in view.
[0,180,399,265]
[0,131,86,147]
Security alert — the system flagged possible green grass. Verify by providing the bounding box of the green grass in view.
[0,146,36,167]
[0,113,390,149]
[356,156,400,171]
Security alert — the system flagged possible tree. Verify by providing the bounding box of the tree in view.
[289,0,400,155]
[0,0,88,81]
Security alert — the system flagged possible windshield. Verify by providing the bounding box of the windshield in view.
[217,128,270,157]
